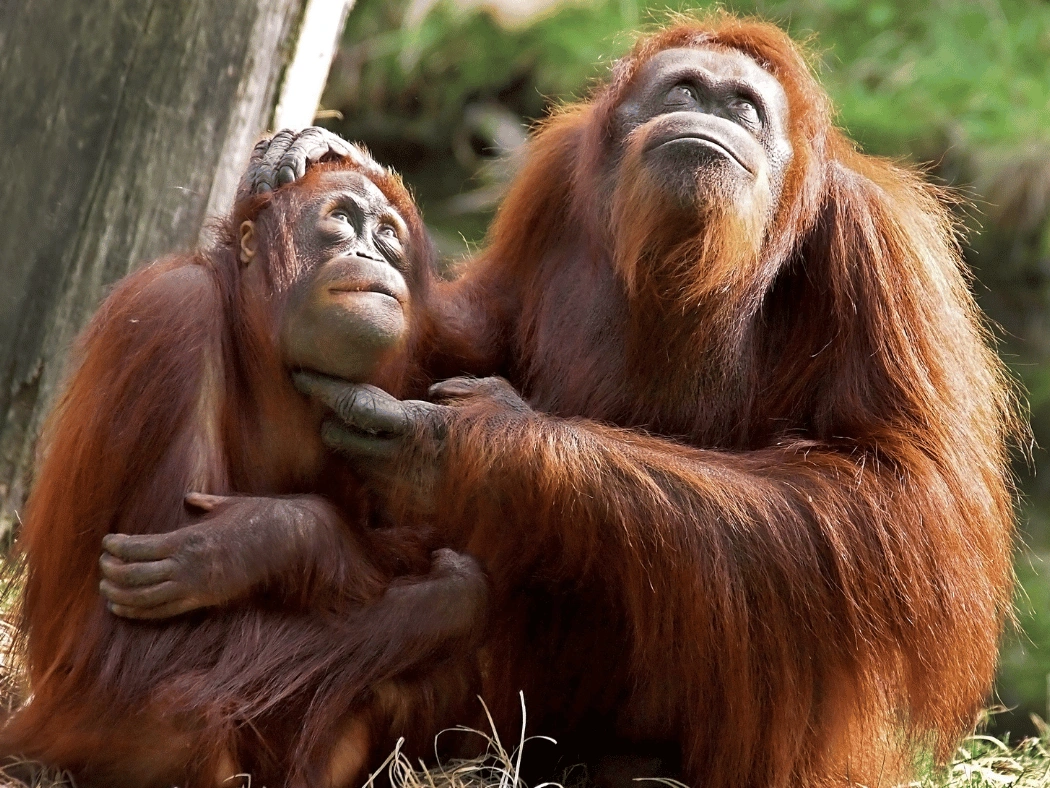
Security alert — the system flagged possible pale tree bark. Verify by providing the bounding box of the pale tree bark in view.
[0,0,353,538]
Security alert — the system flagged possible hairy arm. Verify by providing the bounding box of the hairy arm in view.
[19,260,230,668]
[99,492,391,617]
[25,263,380,632]
[299,373,1013,752]
[98,485,490,624]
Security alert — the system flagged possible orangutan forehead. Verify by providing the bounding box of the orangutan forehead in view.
[311,169,391,206]
[635,46,786,105]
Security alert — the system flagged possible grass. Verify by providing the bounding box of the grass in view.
[0,629,1045,787]
[912,731,1050,787]
[0,695,1047,788]
[362,728,1050,788]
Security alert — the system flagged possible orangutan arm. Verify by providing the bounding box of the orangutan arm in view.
[98,493,397,617]
[299,372,1012,752]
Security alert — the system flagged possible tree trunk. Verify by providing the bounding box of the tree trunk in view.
[0,0,352,539]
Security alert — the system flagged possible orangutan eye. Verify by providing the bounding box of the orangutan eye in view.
[330,209,351,223]
[665,83,697,106]
[730,96,761,127]
[377,224,398,240]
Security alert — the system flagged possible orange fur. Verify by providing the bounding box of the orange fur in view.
[416,14,1019,787]
[1,162,478,787]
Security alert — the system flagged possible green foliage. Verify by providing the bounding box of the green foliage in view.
[1000,554,1050,722]
[765,0,1050,157]
[331,0,1050,159]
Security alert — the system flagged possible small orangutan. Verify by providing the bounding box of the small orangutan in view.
[0,150,487,788]
[189,15,1019,788]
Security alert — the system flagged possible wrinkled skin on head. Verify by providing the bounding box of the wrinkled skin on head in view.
[241,169,417,382]
[613,46,793,221]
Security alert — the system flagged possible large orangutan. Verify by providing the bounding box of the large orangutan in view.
[1,153,487,788]
[106,15,1018,788]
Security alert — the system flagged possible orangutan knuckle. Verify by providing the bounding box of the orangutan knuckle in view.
[171,533,207,570]
[406,401,431,422]
[333,389,360,422]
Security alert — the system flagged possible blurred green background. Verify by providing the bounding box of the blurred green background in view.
[319,0,1050,738]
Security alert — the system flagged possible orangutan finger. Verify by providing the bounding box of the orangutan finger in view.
[295,374,409,435]
[102,532,176,562]
[254,129,297,193]
[184,492,229,512]
[428,377,484,401]
[99,553,176,587]
[321,420,400,461]
[100,578,184,609]
[277,127,328,184]
[107,597,206,620]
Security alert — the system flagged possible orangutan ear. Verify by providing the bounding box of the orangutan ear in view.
[239,220,257,266]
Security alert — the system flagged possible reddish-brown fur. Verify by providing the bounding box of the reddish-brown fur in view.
[397,15,1020,787]
[1,161,480,787]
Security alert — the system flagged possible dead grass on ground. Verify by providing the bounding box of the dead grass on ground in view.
[0,631,1047,788]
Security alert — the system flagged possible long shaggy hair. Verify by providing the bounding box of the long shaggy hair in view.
[415,12,1021,787]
